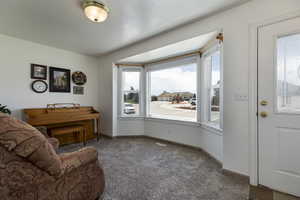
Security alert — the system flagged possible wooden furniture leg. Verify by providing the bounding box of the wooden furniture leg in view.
[83,128,87,146]
[96,118,100,141]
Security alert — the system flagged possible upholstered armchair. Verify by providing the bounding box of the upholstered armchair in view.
[0,113,105,200]
[35,126,60,150]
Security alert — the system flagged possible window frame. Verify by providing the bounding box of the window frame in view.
[201,44,223,130]
[118,66,144,118]
[145,56,199,122]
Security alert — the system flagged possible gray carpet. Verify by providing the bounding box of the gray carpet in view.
[59,137,249,200]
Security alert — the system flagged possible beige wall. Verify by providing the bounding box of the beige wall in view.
[0,34,100,119]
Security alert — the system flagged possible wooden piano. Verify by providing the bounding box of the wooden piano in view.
[24,103,101,145]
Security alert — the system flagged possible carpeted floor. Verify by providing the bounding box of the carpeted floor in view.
[59,137,249,200]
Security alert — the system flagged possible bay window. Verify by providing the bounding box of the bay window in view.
[117,43,222,130]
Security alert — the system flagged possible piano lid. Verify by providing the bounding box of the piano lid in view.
[24,103,100,126]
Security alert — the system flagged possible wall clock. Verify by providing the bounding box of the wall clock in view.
[72,71,87,86]
[32,80,48,93]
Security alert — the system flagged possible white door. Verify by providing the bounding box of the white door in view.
[258,17,300,197]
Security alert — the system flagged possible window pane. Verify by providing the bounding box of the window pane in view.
[149,63,197,121]
[123,71,140,116]
[277,34,300,112]
[209,50,221,124]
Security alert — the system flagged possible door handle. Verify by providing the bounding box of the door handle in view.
[260,111,268,118]
[260,100,268,106]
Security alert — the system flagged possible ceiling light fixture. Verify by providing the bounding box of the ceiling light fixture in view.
[82,1,110,23]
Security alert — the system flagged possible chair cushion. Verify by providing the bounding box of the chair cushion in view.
[0,113,62,177]
[47,137,60,150]
[60,147,98,174]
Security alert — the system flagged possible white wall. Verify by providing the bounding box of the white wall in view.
[144,119,223,162]
[118,118,145,136]
[0,34,100,119]
[98,0,300,176]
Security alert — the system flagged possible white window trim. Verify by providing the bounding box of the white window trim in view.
[200,44,224,130]
[118,66,144,118]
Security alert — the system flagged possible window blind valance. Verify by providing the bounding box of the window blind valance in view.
[145,55,198,72]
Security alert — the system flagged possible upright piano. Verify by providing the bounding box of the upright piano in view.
[24,103,101,145]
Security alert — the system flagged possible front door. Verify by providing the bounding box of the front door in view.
[258,17,300,197]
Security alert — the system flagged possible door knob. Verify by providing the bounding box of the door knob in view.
[260,111,268,118]
[260,100,268,106]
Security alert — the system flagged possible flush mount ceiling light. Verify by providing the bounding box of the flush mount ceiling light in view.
[82,0,110,23]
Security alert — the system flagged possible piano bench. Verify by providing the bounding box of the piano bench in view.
[51,125,87,146]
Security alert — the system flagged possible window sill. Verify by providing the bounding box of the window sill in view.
[201,122,223,136]
[118,116,145,121]
[145,117,200,127]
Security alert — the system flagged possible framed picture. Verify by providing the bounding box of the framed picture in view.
[49,67,71,93]
[73,86,84,95]
[31,64,47,80]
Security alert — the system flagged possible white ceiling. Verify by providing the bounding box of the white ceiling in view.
[119,31,218,64]
[0,0,249,56]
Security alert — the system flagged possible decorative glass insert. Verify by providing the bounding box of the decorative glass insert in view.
[277,34,300,112]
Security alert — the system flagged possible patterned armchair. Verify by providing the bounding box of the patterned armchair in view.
[0,113,105,200]
[35,126,60,150]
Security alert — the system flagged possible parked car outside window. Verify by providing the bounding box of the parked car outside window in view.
[189,98,196,106]
[124,103,136,114]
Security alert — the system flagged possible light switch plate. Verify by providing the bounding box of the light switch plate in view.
[234,94,248,101]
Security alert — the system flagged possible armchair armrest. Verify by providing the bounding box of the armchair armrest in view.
[35,126,48,136]
[47,138,59,150]
[60,147,99,174]
[35,126,59,150]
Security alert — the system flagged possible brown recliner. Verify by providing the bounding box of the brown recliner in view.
[35,126,60,150]
[0,113,105,200]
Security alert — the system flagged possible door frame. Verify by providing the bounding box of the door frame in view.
[249,9,300,186]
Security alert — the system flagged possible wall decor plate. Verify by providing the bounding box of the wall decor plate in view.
[49,67,71,93]
[72,71,87,86]
[32,80,48,93]
[31,64,47,80]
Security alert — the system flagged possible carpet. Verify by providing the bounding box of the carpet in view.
[59,137,249,200]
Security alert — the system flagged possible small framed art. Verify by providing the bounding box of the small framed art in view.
[73,86,84,95]
[31,64,47,80]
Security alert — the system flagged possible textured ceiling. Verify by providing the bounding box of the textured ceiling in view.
[0,0,249,56]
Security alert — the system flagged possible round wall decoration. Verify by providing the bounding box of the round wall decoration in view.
[32,80,48,93]
[72,71,87,85]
